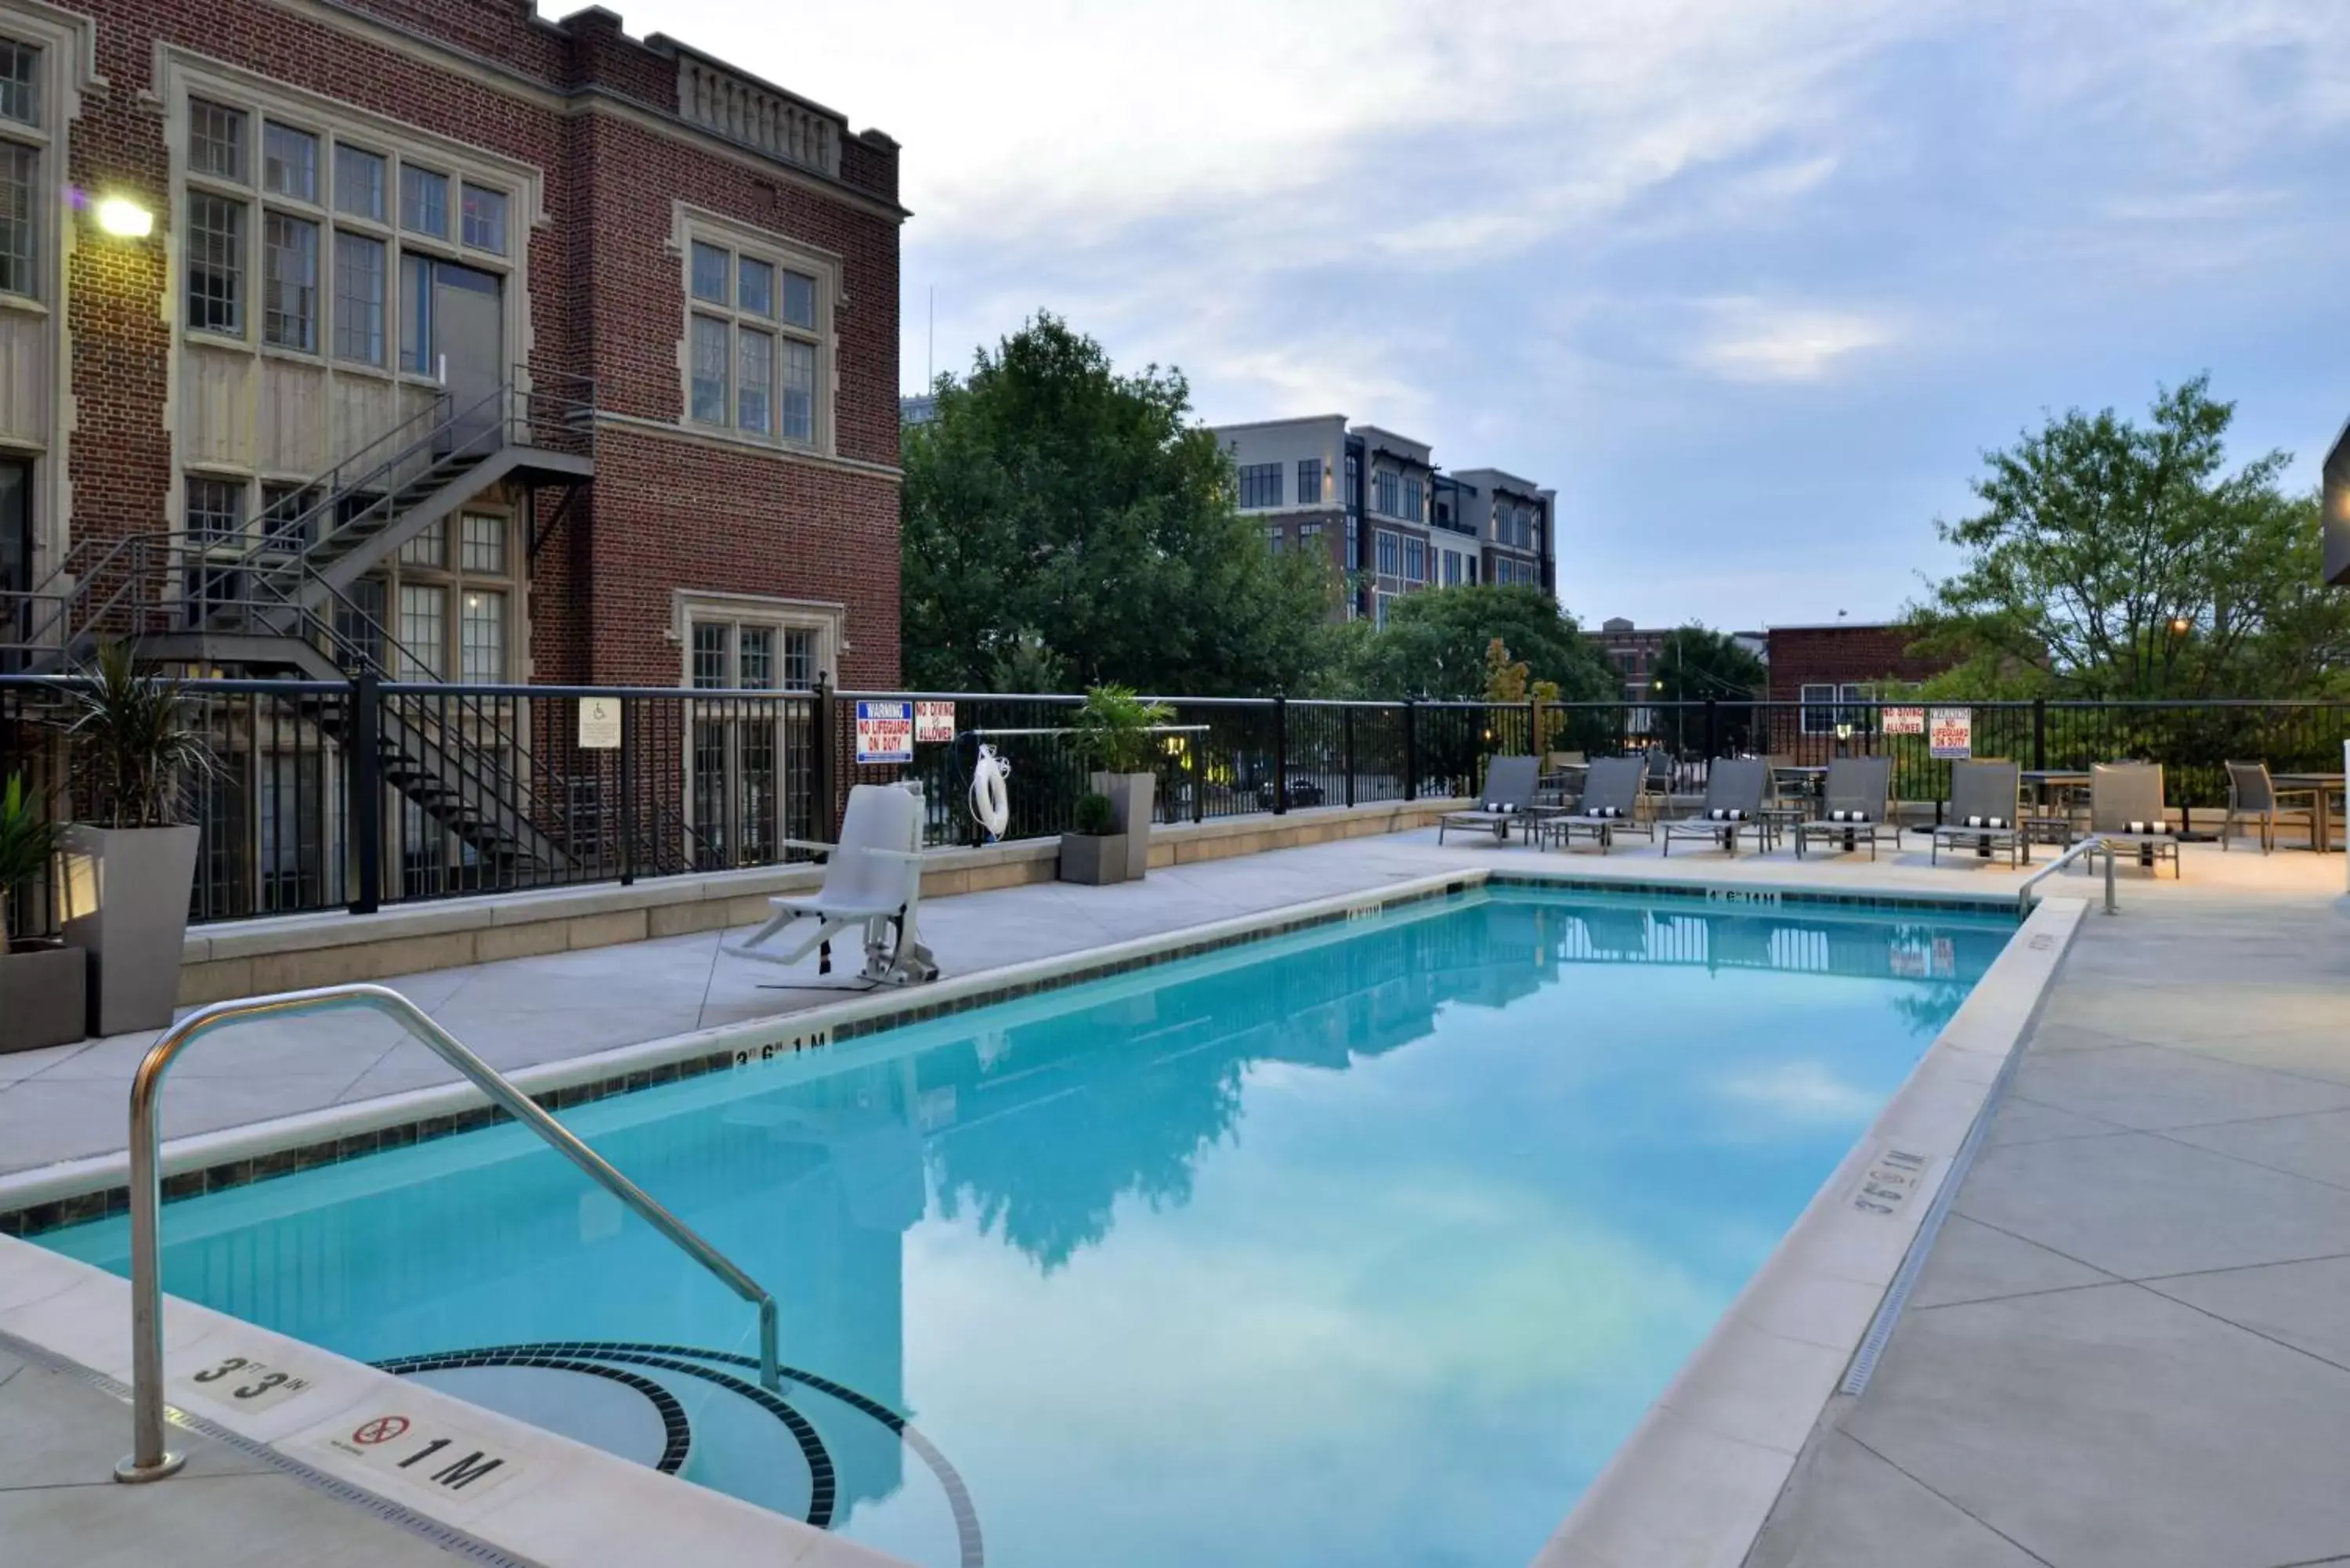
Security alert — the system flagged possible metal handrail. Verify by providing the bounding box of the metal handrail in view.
[2017,833,2117,918]
[114,982,779,1483]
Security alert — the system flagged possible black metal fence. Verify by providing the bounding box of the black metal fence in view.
[3,676,2343,936]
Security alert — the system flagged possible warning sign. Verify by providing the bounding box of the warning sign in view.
[1928,707,1973,759]
[313,1409,522,1501]
[914,700,956,744]
[855,700,914,764]
[1882,706,1925,736]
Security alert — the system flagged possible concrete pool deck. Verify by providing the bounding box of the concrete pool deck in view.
[0,827,2344,1567]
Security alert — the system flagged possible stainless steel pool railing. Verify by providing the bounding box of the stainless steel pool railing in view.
[114,981,782,1483]
[2017,834,2117,919]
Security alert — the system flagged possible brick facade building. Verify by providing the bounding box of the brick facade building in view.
[0,0,903,692]
[1766,622,1951,736]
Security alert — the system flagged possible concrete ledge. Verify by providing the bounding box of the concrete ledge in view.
[176,800,1472,1006]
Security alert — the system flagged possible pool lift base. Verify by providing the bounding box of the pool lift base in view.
[113,1449,186,1483]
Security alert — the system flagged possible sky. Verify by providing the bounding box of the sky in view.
[632,0,2350,631]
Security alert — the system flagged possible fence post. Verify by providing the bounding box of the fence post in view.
[1402,699,1417,802]
[1704,696,1719,761]
[812,674,837,841]
[1528,697,1540,762]
[1271,693,1289,815]
[1343,706,1357,809]
[617,695,636,887]
[2031,697,2048,772]
[345,673,381,916]
[1190,719,1205,823]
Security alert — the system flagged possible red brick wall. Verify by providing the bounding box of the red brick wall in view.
[61,0,902,686]
[1766,625,1949,703]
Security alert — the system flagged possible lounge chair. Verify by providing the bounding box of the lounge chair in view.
[1545,756,1653,854]
[1438,755,1542,845]
[1930,759,2026,867]
[726,782,940,985]
[1794,756,1900,860]
[2222,761,2319,854]
[2092,762,2180,878]
[1660,757,1771,857]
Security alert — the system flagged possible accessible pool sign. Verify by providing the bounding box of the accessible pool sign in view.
[1928,707,1973,759]
[855,699,914,764]
[577,695,621,750]
[1882,706,1925,736]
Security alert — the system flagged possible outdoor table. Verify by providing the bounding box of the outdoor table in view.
[2272,772,2347,853]
[2020,769,2092,845]
[1536,761,1589,809]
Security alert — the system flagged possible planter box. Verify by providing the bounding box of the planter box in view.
[1058,833,1131,886]
[1091,771,1155,881]
[58,823,200,1035]
[0,941,87,1053]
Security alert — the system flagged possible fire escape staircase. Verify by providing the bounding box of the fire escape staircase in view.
[3,372,595,876]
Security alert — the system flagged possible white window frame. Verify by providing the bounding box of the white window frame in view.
[1799,682,1838,735]
[674,589,843,866]
[672,204,840,457]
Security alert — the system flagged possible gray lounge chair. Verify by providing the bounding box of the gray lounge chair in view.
[2092,762,2180,878]
[1661,757,1770,857]
[727,782,939,985]
[1931,760,2026,867]
[1546,756,1653,853]
[1438,755,1542,844]
[1795,756,1900,860]
[2222,761,2318,854]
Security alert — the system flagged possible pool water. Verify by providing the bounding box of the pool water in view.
[43,887,2012,1568]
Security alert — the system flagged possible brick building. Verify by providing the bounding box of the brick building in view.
[1766,621,1951,735]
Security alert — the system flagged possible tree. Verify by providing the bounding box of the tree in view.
[1339,583,1616,702]
[1910,376,2350,699]
[1647,623,1768,754]
[899,313,1340,694]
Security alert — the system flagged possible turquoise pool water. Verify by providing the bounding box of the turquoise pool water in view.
[43,887,2012,1568]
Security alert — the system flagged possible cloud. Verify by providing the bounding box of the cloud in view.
[1690,299,1900,384]
[1712,1060,1884,1123]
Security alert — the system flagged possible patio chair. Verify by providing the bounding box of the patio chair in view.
[726,782,940,985]
[1546,756,1654,854]
[1637,746,1675,821]
[1794,756,1900,860]
[1437,755,1543,844]
[2222,761,2319,854]
[1660,757,1771,857]
[2092,762,2180,878]
[1931,759,2026,868]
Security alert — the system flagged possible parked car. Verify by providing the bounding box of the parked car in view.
[1254,774,1328,809]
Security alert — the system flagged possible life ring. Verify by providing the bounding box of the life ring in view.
[970,744,1011,840]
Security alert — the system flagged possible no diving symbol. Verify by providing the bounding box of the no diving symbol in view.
[352,1415,410,1446]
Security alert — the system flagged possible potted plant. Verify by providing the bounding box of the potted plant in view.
[1058,790,1130,886]
[0,772,84,1052]
[1072,684,1170,881]
[56,644,211,1034]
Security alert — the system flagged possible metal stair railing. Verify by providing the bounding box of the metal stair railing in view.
[114,981,782,1484]
[2017,833,2117,918]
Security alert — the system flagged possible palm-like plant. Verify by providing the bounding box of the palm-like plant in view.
[62,643,214,829]
[0,772,55,949]
[1071,685,1173,775]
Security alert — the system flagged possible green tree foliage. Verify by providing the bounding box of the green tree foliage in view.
[1338,584,1616,702]
[1911,377,2350,699]
[900,314,1340,694]
[1644,623,1770,754]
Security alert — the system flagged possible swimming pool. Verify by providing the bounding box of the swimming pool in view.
[40,885,2013,1568]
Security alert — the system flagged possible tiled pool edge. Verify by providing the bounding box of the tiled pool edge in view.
[0,869,1491,1234]
[0,1240,913,1568]
[1528,894,2089,1568]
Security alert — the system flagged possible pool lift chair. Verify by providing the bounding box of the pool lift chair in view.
[727,782,940,987]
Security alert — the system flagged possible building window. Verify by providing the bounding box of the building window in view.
[1299,521,1324,543]
[1372,468,1401,518]
[186,192,244,334]
[0,141,31,298]
[262,211,318,351]
[459,587,504,682]
[1238,462,1282,509]
[185,475,244,541]
[1296,457,1322,506]
[1403,537,1425,583]
[397,583,443,678]
[332,232,385,364]
[399,253,431,374]
[190,99,244,181]
[262,122,316,201]
[365,511,513,683]
[459,511,504,574]
[1344,450,1360,513]
[1264,526,1284,552]
[681,226,827,447]
[1375,529,1399,577]
[400,164,446,237]
[682,605,830,868]
[460,182,505,254]
[1345,515,1358,566]
[334,144,384,221]
[0,39,37,126]
[1402,476,1424,523]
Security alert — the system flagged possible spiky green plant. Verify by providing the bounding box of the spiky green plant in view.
[0,772,55,949]
[62,643,215,829]
[1071,685,1173,776]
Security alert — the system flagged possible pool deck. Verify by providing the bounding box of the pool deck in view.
[2,826,2345,1567]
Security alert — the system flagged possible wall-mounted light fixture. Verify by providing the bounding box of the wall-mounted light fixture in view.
[94,196,154,239]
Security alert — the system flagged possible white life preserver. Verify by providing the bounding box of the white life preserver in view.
[970,743,1011,839]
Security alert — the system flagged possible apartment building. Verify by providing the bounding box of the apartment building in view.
[1214,415,1549,623]
[0,0,902,894]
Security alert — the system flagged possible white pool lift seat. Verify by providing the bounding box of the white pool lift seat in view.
[727,782,940,986]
